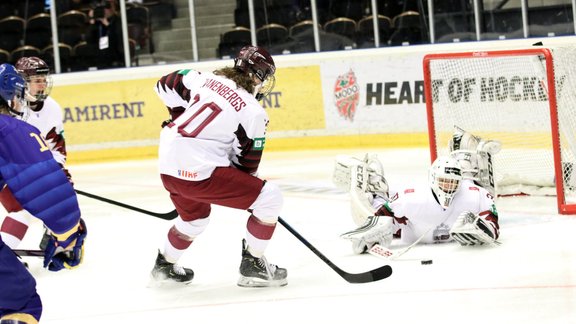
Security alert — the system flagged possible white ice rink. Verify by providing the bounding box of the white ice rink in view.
[9,148,576,323]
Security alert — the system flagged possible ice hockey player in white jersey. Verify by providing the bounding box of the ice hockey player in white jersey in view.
[340,155,500,254]
[0,56,72,251]
[150,45,287,288]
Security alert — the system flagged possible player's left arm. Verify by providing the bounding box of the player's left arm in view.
[232,112,267,175]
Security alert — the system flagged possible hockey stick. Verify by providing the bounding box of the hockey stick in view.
[14,249,44,257]
[74,189,178,220]
[368,226,433,261]
[74,189,392,282]
[278,217,392,283]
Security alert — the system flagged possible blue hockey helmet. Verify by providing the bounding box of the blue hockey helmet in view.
[0,63,26,103]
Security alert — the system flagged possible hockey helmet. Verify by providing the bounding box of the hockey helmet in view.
[0,63,26,104]
[15,56,53,101]
[429,156,463,209]
[234,45,276,100]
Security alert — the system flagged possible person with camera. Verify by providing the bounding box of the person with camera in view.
[86,0,125,69]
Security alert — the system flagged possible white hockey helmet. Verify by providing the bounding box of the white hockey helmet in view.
[429,156,463,209]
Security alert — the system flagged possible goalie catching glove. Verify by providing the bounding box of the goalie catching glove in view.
[43,218,87,271]
[340,215,393,254]
[450,211,499,246]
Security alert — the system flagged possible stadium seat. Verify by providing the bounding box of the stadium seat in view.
[323,17,357,40]
[10,45,42,64]
[0,16,26,52]
[0,48,10,64]
[221,26,251,46]
[25,13,52,49]
[289,20,320,37]
[357,15,392,47]
[256,23,289,48]
[389,11,425,46]
[42,43,73,72]
[57,10,88,47]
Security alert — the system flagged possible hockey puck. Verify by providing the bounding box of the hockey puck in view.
[421,260,433,265]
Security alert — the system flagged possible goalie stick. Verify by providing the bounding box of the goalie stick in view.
[278,217,392,283]
[368,212,452,261]
[74,189,178,220]
[368,226,434,261]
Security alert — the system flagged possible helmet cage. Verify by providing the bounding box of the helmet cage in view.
[255,75,275,100]
[429,157,463,209]
[15,57,53,101]
[234,46,276,99]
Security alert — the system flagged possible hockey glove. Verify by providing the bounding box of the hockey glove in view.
[450,211,498,246]
[340,216,393,254]
[43,218,87,271]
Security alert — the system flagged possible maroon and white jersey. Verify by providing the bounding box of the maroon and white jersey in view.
[20,96,67,165]
[154,69,268,181]
[377,179,498,245]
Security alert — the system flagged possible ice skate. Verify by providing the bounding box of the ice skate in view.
[150,250,194,285]
[237,239,287,287]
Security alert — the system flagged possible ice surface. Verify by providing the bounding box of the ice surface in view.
[7,148,576,323]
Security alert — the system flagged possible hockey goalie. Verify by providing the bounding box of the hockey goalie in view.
[334,127,501,254]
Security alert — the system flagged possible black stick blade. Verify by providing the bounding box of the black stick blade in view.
[278,217,393,284]
[14,249,44,257]
[341,265,393,283]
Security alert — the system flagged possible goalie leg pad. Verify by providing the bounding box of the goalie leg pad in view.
[349,187,376,227]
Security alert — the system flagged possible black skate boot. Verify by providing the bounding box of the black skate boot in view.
[238,239,287,287]
[150,250,194,284]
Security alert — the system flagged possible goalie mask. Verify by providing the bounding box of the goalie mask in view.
[234,45,276,100]
[15,56,53,103]
[429,156,463,209]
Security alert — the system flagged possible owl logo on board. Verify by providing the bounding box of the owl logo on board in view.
[333,69,360,121]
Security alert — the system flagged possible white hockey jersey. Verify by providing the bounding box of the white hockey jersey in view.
[154,69,269,181]
[378,179,498,245]
[20,96,67,165]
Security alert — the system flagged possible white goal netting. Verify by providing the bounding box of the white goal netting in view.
[423,47,576,214]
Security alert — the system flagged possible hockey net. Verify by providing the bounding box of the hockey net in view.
[423,47,576,214]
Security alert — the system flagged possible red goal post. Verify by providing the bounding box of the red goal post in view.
[423,47,576,215]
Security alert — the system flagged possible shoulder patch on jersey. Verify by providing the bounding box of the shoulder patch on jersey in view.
[468,186,479,191]
[252,138,265,150]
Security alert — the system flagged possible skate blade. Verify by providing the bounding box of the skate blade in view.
[237,276,288,288]
[147,275,193,288]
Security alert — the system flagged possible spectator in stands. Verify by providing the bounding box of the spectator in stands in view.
[86,0,125,69]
